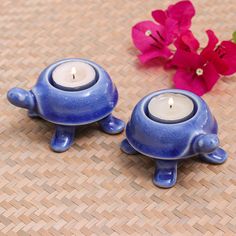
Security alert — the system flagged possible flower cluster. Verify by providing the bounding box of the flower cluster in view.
[131,0,236,96]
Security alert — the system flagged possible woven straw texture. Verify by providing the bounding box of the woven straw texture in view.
[0,0,236,235]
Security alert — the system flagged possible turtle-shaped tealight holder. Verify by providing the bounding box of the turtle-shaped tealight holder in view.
[121,89,227,188]
[7,58,125,152]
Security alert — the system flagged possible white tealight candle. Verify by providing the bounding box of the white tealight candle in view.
[148,93,194,123]
[52,61,96,91]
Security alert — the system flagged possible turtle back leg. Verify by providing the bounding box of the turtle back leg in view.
[120,138,138,155]
[153,159,178,188]
[200,147,228,164]
[50,125,76,152]
[98,114,125,134]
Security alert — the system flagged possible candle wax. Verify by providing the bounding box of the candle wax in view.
[52,61,96,91]
[148,93,194,123]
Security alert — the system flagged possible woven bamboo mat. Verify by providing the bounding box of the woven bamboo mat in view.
[0,0,235,235]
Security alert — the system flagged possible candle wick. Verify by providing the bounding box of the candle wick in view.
[71,67,77,80]
[168,97,174,109]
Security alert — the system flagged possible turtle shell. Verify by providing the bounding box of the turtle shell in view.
[126,89,218,160]
[32,58,118,125]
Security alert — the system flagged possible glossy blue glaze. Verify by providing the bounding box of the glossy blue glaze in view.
[34,58,119,125]
[121,89,227,188]
[7,58,125,152]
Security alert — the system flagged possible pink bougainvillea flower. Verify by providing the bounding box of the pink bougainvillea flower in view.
[171,49,219,96]
[152,0,195,36]
[171,30,236,96]
[201,30,236,75]
[130,1,235,96]
[174,30,199,52]
[131,20,173,63]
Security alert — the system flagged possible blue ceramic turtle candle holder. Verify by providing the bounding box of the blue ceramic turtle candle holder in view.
[121,89,227,188]
[7,58,125,152]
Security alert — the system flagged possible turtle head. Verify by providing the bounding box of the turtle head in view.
[7,87,35,110]
[193,134,219,154]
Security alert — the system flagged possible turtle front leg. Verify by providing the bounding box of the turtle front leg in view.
[120,139,138,155]
[28,110,39,118]
[200,147,228,164]
[98,114,125,134]
[153,160,178,188]
[50,125,76,152]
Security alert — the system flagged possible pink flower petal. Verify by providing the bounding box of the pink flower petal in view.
[164,59,176,70]
[171,50,201,69]
[139,48,172,63]
[201,30,218,59]
[164,18,178,43]
[167,0,195,33]
[219,41,236,75]
[203,62,220,91]
[173,69,208,96]
[152,10,166,25]
[174,30,199,52]
[221,41,236,54]
[209,53,228,75]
